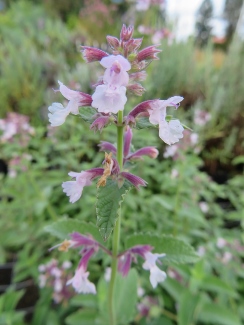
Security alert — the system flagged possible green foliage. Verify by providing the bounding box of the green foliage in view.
[96,179,132,241]
[125,234,199,264]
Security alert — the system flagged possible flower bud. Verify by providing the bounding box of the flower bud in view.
[127,83,146,96]
[106,35,120,50]
[81,46,108,63]
[90,116,111,132]
[137,46,161,62]
[120,24,134,42]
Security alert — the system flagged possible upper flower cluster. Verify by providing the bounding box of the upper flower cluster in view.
[48,24,184,146]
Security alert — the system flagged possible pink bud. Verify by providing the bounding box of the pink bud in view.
[137,46,161,62]
[121,172,147,188]
[127,99,159,119]
[81,46,108,63]
[127,83,146,96]
[128,147,159,160]
[120,24,134,42]
[90,116,111,132]
[106,35,120,50]
[125,38,143,53]
[98,141,117,155]
[129,71,147,81]
[118,253,132,277]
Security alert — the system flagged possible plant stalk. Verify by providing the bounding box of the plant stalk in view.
[108,110,124,325]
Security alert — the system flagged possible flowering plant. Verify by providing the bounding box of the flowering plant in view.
[45,25,198,325]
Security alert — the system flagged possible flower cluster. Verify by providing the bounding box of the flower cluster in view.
[52,233,167,294]
[38,259,73,303]
[48,25,184,146]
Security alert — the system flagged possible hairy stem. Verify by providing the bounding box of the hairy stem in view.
[108,110,124,325]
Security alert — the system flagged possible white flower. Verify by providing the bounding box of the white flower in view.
[92,85,127,114]
[67,267,96,294]
[159,120,184,145]
[142,252,167,288]
[148,96,183,126]
[62,171,93,203]
[48,81,92,126]
[48,103,70,127]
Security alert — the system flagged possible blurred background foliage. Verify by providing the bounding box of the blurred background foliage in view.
[0,0,244,324]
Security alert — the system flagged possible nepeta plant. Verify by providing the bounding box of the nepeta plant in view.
[47,25,198,325]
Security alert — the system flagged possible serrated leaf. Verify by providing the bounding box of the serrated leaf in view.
[125,234,199,264]
[134,117,156,129]
[44,219,103,244]
[96,179,132,241]
[79,106,97,124]
[198,303,241,325]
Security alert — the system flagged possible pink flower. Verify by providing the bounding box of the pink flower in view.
[62,168,103,203]
[159,120,184,145]
[66,266,96,294]
[92,85,127,114]
[48,81,92,126]
[148,97,184,145]
[142,252,167,288]
[92,55,131,114]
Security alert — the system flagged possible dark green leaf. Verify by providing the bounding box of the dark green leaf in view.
[79,106,97,124]
[44,219,103,244]
[125,234,199,264]
[96,179,132,241]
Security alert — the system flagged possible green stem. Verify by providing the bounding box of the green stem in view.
[108,110,124,325]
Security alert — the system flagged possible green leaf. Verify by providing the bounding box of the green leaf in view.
[125,234,199,264]
[200,276,238,297]
[70,294,97,308]
[65,309,98,325]
[198,303,241,325]
[97,269,138,325]
[134,117,156,130]
[96,179,132,241]
[178,291,201,325]
[79,106,97,124]
[44,219,103,244]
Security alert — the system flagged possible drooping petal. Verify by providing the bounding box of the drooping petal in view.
[121,172,147,189]
[48,103,70,127]
[67,267,96,294]
[149,265,167,288]
[98,141,117,155]
[92,85,127,114]
[62,180,84,203]
[159,120,184,145]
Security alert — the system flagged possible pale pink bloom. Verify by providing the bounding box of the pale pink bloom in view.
[62,171,93,203]
[199,202,209,213]
[66,267,96,294]
[39,274,47,288]
[48,81,92,126]
[135,0,150,11]
[197,246,206,257]
[221,252,232,264]
[142,252,167,288]
[217,238,227,249]
[159,120,184,145]
[148,97,184,125]
[170,168,179,179]
[104,267,111,282]
[62,261,72,269]
[164,145,178,158]
[92,85,127,114]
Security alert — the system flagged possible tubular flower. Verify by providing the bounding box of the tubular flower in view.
[92,55,131,114]
[62,168,103,203]
[48,81,92,126]
[147,96,184,145]
[142,252,167,288]
[67,267,96,294]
